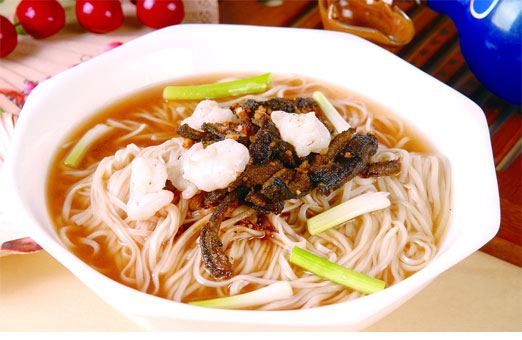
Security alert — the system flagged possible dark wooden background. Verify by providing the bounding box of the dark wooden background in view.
[219,0,522,266]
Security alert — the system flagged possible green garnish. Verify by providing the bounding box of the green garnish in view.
[64,123,111,168]
[307,192,391,235]
[289,247,385,294]
[163,73,272,100]
[312,91,351,133]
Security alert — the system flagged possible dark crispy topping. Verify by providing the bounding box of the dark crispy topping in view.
[177,123,219,142]
[229,160,285,191]
[177,122,250,146]
[310,158,361,195]
[309,133,378,194]
[248,122,277,164]
[248,120,299,167]
[260,168,296,201]
[186,97,400,280]
[244,192,285,215]
[288,171,313,197]
[232,97,333,134]
[233,105,257,137]
[200,224,232,279]
[239,97,318,114]
[362,159,401,178]
[276,140,300,168]
[200,191,241,280]
[201,122,250,145]
[326,128,358,159]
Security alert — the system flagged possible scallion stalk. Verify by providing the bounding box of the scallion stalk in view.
[312,91,351,133]
[289,246,385,294]
[307,192,391,235]
[64,123,112,168]
[163,73,272,100]
[189,281,293,309]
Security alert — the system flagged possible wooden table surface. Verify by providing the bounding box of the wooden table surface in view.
[1,250,520,331]
[219,0,522,267]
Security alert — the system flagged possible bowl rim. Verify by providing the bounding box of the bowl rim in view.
[2,24,501,328]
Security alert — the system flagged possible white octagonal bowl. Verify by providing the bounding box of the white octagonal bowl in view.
[2,25,500,331]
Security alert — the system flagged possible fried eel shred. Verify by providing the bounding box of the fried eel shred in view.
[190,98,401,279]
[200,191,240,279]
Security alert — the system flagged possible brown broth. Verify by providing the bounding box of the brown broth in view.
[47,74,435,301]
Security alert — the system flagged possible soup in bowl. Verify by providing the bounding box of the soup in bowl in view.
[2,25,499,330]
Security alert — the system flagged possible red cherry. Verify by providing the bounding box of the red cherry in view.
[136,0,185,29]
[0,15,18,58]
[15,0,65,39]
[76,0,124,34]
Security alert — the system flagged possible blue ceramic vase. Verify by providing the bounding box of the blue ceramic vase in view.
[428,0,521,104]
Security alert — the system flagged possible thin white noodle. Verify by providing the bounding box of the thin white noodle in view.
[53,74,451,310]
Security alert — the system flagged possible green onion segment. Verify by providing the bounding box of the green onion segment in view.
[312,91,351,133]
[307,192,391,235]
[163,73,272,100]
[64,123,112,168]
[289,246,385,294]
